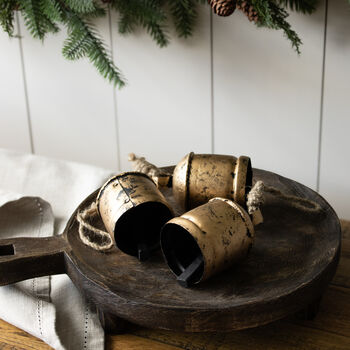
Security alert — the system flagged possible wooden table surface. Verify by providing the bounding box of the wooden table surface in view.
[1,220,349,350]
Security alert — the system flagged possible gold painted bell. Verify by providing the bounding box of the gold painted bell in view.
[172,152,252,210]
[97,172,174,261]
[160,197,254,287]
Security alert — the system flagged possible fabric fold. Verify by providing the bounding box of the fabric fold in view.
[0,148,113,349]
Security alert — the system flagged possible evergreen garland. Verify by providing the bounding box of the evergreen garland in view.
[0,0,322,87]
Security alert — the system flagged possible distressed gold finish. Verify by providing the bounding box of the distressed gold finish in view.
[160,197,254,286]
[172,153,252,210]
[97,172,173,260]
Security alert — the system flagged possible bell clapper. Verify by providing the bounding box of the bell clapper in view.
[176,256,204,288]
[137,243,150,262]
[137,242,160,262]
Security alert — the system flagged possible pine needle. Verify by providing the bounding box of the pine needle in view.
[65,0,97,14]
[0,0,17,36]
[246,0,302,53]
[41,0,63,22]
[113,0,170,47]
[20,0,58,40]
[276,0,319,14]
[171,0,198,38]
[63,13,125,87]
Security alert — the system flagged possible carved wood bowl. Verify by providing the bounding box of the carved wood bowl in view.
[0,169,341,332]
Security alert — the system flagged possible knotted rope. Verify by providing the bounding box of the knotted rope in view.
[76,201,113,251]
[128,153,171,187]
[247,180,322,215]
[128,153,163,178]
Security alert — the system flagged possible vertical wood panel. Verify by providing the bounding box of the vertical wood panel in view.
[320,0,350,219]
[213,4,326,190]
[112,6,212,170]
[19,16,118,169]
[0,19,31,153]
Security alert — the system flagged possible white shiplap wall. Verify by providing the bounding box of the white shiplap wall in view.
[112,5,212,170]
[320,0,350,219]
[1,1,350,218]
[0,17,31,153]
[213,5,325,190]
[18,16,118,169]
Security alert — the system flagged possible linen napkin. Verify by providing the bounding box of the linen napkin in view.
[0,148,114,349]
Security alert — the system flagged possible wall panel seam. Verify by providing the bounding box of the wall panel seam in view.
[108,6,121,171]
[316,0,329,192]
[210,10,215,154]
[16,12,34,154]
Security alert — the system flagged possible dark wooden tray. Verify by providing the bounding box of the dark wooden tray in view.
[0,169,341,332]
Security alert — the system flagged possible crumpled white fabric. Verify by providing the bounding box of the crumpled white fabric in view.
[0,148,114,349]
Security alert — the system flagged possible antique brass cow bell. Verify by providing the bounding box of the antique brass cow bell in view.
[172,152,252,210]
[97,172,173,261]
[160,197,254,287]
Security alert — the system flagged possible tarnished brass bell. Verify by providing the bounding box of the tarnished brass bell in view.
[172,153,252,210]
[160,197,254,287]
[97,172,173,261]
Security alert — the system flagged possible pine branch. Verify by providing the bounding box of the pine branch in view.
[64,0,97,14]
[0,0,17,36]
[41,0,63,22]
[170,0,198,38]
[145,17,169,47]
[112,0,169,47]
[63,12,125,87]
[117,11,136,34]
[276,0,319,14]
[20,0,59,40]
[241,0,302,53]
[267,1,302,53]
[113,0,139,34]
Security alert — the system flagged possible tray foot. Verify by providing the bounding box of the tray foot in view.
[296,296,322,321]
[97,308,132,334]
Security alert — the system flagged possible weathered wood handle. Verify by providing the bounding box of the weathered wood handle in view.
[0,235,68,286]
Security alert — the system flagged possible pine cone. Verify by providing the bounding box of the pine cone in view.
[208,0,237,17]
[236,1,258,23]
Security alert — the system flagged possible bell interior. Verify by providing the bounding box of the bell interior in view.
[161,223,204,287]
[114,201,173,261]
